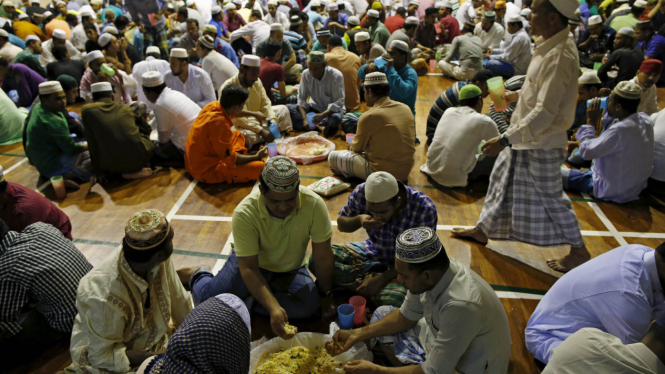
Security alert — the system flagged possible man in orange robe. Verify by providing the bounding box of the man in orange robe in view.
[185,84,268,184]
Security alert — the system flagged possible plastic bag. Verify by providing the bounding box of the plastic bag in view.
[277,132,336,165]
[249,332,373,374]
[308,176,351,197]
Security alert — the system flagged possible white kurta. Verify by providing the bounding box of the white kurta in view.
[132,57,172,112]
[229,20,271,54]
[39,39,82,66]
[201,49,239,91]
[153,87,201,150]
[163,64,216,108]
[474,22,504,49]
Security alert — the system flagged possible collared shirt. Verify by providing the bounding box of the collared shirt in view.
[439,15,460,45]
[350,96,415,181]
[223,13,247,33]
[284,30,308,57]
[0,223,91,337]
[179,30,202,54]
[455,1,475,28]
[651,109,665,181]
[298,65,346,114]
[339,183,436,262]
[131,56,172,112]
[80,67,137,104]
[1,63,44,108]
[325,47,361,112]
[526,245,665,364]
[12,19,46,41]
[474,21,504,49]
[164,64,216,108]
[445,32,483,72]
[369,21,390,47]
[597,47,644,88]
[232,186,333,273]
[504,28,579,149]
[324,13,349,37]
[543,328,665,374]
[577,112,654,203]
[266,11,290,29]
[68,247,192,374]
[632,76,659,116]
[39,39,81,67]
[359,63,419,115]
[229,20,270,54]
[213,37,240,67]
[221,73,276,121]
[400,259,511,374]
[490,28,531,75]
[153,87,201,151]
[202,49,239,91]
[416,21,438,49]
[208,18,227,38]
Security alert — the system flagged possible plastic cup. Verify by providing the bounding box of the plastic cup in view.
[373,56,387,69]
[349,296,366,327]
[100,63,116,77]
[307,112,317,130]
[267,142,278,157]
[50,176,67,199]
[338,304,355,330]
[587,97,608,110]
[269,121,281,139]
[429,59,436,72]
[346,133,355,143]
[487,76,506,112]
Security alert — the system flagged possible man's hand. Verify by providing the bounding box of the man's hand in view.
[504,90,519,103]
[383,55,394,69]
[270,306,294,339]
[344,360,382,374]
[327,329,363,355]
[320,295,336,321]
[256,145,269,159]
[587,97,602,125]
[481,136,505,157]
[356,274,385,298]
[358,214,385,230]
[313,112,327,124]
[253,111,268,122]
[260,127,275,143]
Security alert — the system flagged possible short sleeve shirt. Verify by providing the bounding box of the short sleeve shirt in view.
[259,58,286,103]
[256,39,294,65]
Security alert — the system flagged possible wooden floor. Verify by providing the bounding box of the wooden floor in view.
[8,74,665,374]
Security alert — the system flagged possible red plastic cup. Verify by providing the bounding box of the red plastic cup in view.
[349,296,366,327]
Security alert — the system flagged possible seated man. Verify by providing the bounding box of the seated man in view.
[228,10,270,55]
[345,16,364,54]
[183,156,336,338]
[38,28,81,66]
[284,15,312,70]
[142,71,201,165]
[0,57,45,108]
[329,73,414,181]
[81,82,154,181]
[256,23,301,84]
[439,21,483,81]
[0,89,26,145]
[0,219,92,364]
[164,48,216,108]
[562,81,654,204]
[328,227,511,373]
[413,8,440,57]
[131,46,172,112]
[597,27,644,89]
[46,44,86,81]
[324,2,348,37]
[80,50,137,104]
[485,14,532,78]
[527,243,665,364]
[13,35,46,78]
[422,84,500,187]
[98,32,132,74]
[288,51,345,137]
[474,11,504,50]
[208,5,230,40]
[425,69,494,144]
[365,9,390,47]
[571,71,604,139]
[325,36,361,113]
[578,15,616,66]
[632,59,661,116]
[25,81,91,188]
[636,20,665,86]
[185,84,268,184]
[202,24,239,68]
[67,209,193,373]
[312,29,349,52]
[221,55,293,149]
[259,41,298,105]
[197,35,239,92]
[355,30,386,66]
[326,172,437,307]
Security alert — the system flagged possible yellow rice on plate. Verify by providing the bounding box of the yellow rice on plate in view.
[254,346,343,374]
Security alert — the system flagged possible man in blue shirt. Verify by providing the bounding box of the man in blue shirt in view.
[208,5,229,40]
[324,3,348,37]
[307,0,325,29]
[101,0,123,22]
[202,24,239,68]
[636,20,665,85]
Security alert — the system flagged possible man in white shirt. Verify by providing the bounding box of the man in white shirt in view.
[164,48,216,108]
[229,10,270,54]
[421,84,499,187]
[453,0,589,273]
[142,71,201,165]
[39,29,81,66]
[70,9,97,51]
[474,11,504,50]
[266,0,289,29]
[485,14,532,77]
[197,35,239,91]
[329,227,511,374]
[132,46,171,112]
[0,29,22,63]
[632,59,661,116]
[455,0,483,28]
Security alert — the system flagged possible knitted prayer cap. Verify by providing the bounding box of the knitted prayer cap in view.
[98,33,113,47]
[316,29,331,37]
[86,50,104,62]
[588,15,602,26]
[365,72,388,86]
[483,11,495,20]
[307,51,326,63]
[613,80,642,100]
[396,227,444,264]
[405,16,419,25]
[639,59,663,74]
[56,74,78,91]
[203,24,218,33]
[125,209,171,250]
[18,13,28,19]
[142,71,164,87]
[327,2,338,10]
[459,84,482,100]
[634,0,647,8]
[91,82,112,93]
[261,156,300,192]
[38,81,63,95]
[225,2,236,9]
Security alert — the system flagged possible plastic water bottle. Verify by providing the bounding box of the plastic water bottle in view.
[601,50,610,64]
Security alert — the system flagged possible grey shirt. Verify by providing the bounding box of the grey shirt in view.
[444,32,483,72]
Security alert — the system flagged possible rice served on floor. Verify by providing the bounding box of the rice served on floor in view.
[254,346,343,374]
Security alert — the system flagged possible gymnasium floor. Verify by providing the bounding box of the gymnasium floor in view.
[7,75,665,374]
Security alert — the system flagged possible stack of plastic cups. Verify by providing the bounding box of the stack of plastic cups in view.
[486,76,507,112]
[338,304,355,330]
[267,143,278,158]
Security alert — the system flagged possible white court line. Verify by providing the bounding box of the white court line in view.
[494,291,543,300]
[173,215,232,222]
[582,192,629,246]
[3,158,28,175]
[166,180,198,221]
[34,181,51,194]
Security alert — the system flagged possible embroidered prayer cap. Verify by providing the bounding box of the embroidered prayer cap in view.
[225,2,236,9]
[371,2,382,9]
[634,0,647,7]
[613,80,642,100]
[578,71,601,85]
[459,84,482,99]
[396,227,444,264]
[124,209,171,250]
[441,0,453,7]
[327,2,338,10]
[365,72,388,86]
[483,11,496,20]
[270,22,283,31]
[91,82,112,93]
[104,26,119,35]
[146,45,160,54]
[241,54,261,67]
[290,15,302,24]
[203,24,218,33]
[261,156,300,192]
[317,29,331,37]
[200,35,215,48]
[493,0,506,8]
[25,34,40,43]
[38,81,63,95]
[588,15,602,26]
[211,4,222,14]
[365,171,398,203]
[618,27,635,37]
[346,15,359,25]
[405,16,419,25]
[86,49,104,62]
[170,47,188,58]
[52,28,67,39]
[367,9,380,18]
[56,74,78,91]
[30,0,39,4]
[98,32,113,47]
[390,39,409,53]
[307,50,326,63]
[310,0,321,6]
[354,31,370,41]
[18,13,28,19]
[505,74,525,90]
[639,58,663,74]
[506,14,521,23]
[143,71,164,87]
[550,0,578,18]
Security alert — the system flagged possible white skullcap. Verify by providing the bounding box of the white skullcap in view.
[52,28,67,39]
[614,80,642,99]
[91,82,112,93]
[2,1,14,7]
[578,71,601,85]
[326,2,337,10]
[170,47,188,58]
[618,27,635,37]
[520,8,530,16]
[270,22,283,31]
[80,9,94,16]
[441,0,452,7]
[588,15,601,26]
[211,5,222,13]
[104,26,118,35]
[241,54,261,67]
[0,29,7,37]
[268,0,278,5]
[549,0,578,18]
[409,0,419,5]
[233,0,243,4]
[405,16,419,25]
[43,10,52,17]
[434,1,444,7]
[25,34,40,43]
[90,0,102,4]
[146,46,160,54]
[30,0,39,4]
[224,2,236,9]
[86,49,104,62]
[56,0,66,5]
[38,81,63,95]
[634,0,647,7]
[310,0,320,5]
[365,172,398,203]
[175,0,185,7]
[367,9,380,18]
[142,71,164,87]
[348,15,360,25]
[98,33,113,47]
[18,13,28,20]
[365,71,388,86]
[390,39,409,53]
[506,14,522,23]
[354,31,370,42]
[203,24,218,33]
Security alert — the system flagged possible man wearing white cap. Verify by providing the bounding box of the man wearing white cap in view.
[474,11,504,50]
[437,0,460,44]
[597,27,644,88]
[69,9,97,51]
[455,0,482,28]
[208,4,230,39]
[220,54,293,147]
[485,14,531,77]
[578,15,616,65]
[266,0,289,29]
[229,10,270,54]
[256,23,300,82]
[81,81,156,180]
[307,0,324,27]
[454,0,591,273]
[202,23,240,67]
[197,35,239,91]
[39,28,80,67]
[222,1,247,34]
[97,32,132,74]
[312,29,349,52]
[439,22,483,80]
[366,9,390,47]
[131,46,171,112]
[571,71,603,136]
[0,29,22,63]
[386,16,418,52]
[343,15,362,54]
[0,0,15,18]
[355,31,386,65]
[26,81,91,186]
[610,0,646,30]
[324,2,348,37]
[164,47,216,108]
[80,50,138,104]
[0,56,46,108]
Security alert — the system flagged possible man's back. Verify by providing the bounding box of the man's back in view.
[154,87,201,150]
[202,50,239,91]
[386,28,410,49]
[450,33,483,71]
[325,47,361,112]
[384,15,405,33]
[46,58,86,81]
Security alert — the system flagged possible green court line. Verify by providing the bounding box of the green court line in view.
[0,153,27,157]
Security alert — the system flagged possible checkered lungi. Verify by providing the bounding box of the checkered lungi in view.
[371,305,427,365]
[476,148,584,247]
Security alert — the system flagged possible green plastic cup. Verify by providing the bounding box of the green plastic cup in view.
[100,63,116,77]
[486,76,503,90]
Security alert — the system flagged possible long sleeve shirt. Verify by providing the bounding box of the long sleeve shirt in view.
[651,109,665,182]
[221,73,277,124]
[474,22,504,49]
[368,21,391,47]
[164,64,216,108]
[297,65,346,114]
[455,1,476,28]
[201,49,239,91]
[266,11,290,30]
[490,28,532,75]
[131,57,172,112]
[229,20,270,54]
[597,47,644,88]
[80,67,137,104]
[577,112,654,203]
[632,76,659,116]
[39,39,81,67]
[358,63,419,115]
[1,63,45,108]
[504,28,579,150]
[153,87,202,151]
[70,23,88,51]
[444,32,483,72]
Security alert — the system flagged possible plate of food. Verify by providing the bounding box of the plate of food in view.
[276,132,336,165]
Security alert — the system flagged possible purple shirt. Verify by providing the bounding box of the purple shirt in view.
[1,63,45,108]
[637,33,665,82]
[324,13,349,37]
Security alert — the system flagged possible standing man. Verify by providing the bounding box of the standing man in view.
[456,0,483,28]
[452,0,590,273]
[164,48,216,108]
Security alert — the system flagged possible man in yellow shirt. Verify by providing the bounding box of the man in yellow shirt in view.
[181,156,336,339]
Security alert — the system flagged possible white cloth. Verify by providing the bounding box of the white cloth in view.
[490,27,531,75]
[201,50,239,91]
[421,106,499,187]
[39,39,82,67]
[0,42,22,62]
[194,0,213,22]
[132,56,172,112]
[229,20,271,54]
[632,76,659,116]
[153,87,201,150]
[69,22,91,50]
[651,108,665,181]
[542,328,665,374]
[266,11,290,29]
[164,64,216,108]
[455,1,476,29]
[438,60,478,80]
[474,21,504,49]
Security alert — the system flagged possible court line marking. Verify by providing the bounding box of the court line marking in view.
[34,181,51,194]
[166,180,198,221]
[3,158,28,175]
[582,192,629,246]
[212,233,234,274]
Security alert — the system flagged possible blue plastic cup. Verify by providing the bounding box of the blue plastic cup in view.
[338,304,355,330]
[373,56,387,69]
[587,97,608,109]
[267,142,278,158]
[269,121,281,139]
[306,112,317,130]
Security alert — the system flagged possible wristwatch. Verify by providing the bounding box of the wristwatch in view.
[499,134,511,147]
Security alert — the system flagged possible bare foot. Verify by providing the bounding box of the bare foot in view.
[451,227,488,245]
[64,179,81,191]
[176,266,203,291]
[547,246,591,273]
